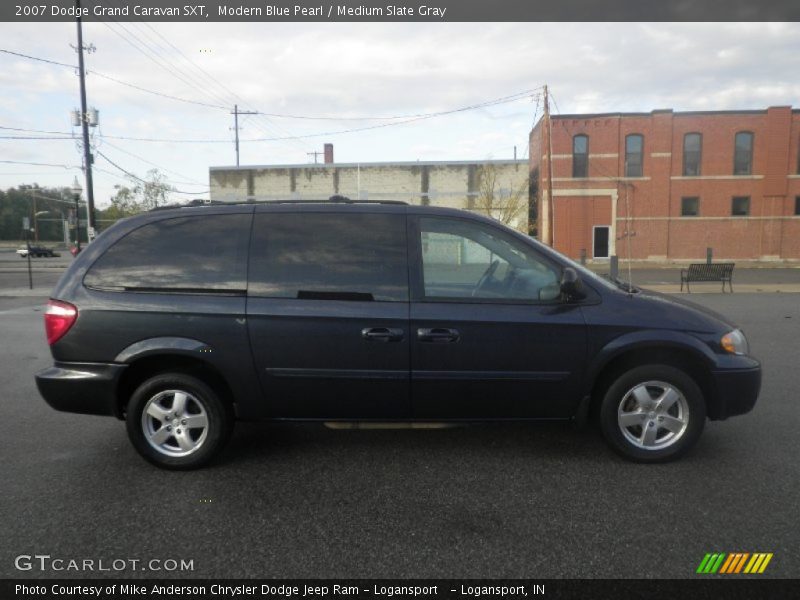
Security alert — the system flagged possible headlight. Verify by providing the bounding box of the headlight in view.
[721,329,748,355]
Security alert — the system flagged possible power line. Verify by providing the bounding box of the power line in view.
[0,136,74,140]
[0,86,541,145]
[89,70,228,110]
[2,46,543,132]
[96,149,208,194]
[0,159,80,169]
[98,10,301,153]
[81,90,542,144]
[99,139,208,186]
[0,125,74,135]
[96,16,308,155]
[133,20,311,152]
[0,48,75,68]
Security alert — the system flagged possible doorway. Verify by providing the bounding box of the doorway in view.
[593,226,610,259]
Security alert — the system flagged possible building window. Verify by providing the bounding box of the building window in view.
[572,135,588,178]
[683,132,702,176]
[681,197,699,217]
[731,196,750,216]
[625,134,643,177]
[795,196,800,215]
[734,132,754,175]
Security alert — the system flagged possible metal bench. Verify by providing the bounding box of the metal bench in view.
[680,263,735,293]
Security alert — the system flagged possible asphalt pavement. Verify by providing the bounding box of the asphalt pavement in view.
[0,292,798,579]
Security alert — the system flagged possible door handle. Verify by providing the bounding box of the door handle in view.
[361,327,404,342]
[417,328,460,343]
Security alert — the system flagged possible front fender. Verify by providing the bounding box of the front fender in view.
[585,329,717,396]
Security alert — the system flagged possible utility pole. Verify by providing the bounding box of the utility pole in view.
[75,0,96,238]
[543,84,555,247]
[231,104,258,166]
[307,151,322,164]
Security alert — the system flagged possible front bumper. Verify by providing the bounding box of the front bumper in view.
[708,363,761,420]
[36,362,127,418]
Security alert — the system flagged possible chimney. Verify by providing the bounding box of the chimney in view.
[324,143,334,164]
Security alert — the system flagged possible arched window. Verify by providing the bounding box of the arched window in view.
[625,134,644,177]
[734,132,754,175]
[683,133,702,176]
[572,135,588,178]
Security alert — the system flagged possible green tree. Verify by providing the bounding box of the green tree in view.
[97,169,175,225]
[103,184,141,219]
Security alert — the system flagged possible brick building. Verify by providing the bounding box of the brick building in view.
[529,106,800,261]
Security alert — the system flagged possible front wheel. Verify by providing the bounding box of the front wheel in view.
[126,373,232,469]
[599,364,706,462]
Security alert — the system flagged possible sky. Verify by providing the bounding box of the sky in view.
[0,21,799,208]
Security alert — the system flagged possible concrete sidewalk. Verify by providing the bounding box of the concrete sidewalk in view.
[639,283,800,294]
[0,287,52,297]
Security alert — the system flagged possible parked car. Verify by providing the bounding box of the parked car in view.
[17,245,59,258]
[35,200,761,469]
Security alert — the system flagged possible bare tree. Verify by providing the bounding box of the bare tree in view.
[473,163,528,229]
[134,169,173,210]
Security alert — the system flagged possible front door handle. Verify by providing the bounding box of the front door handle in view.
[417,328,460,343]
[361,327,404,342]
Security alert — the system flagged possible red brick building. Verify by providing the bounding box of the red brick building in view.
[529,106,800,261]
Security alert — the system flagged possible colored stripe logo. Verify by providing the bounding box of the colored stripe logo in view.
[697,552,773,574]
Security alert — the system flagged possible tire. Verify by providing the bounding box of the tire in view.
[126,373,232,469]
[599,364,706,463]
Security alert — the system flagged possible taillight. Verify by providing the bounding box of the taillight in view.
[44,299,78,345]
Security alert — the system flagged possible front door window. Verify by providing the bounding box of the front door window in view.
[419,217,561,302]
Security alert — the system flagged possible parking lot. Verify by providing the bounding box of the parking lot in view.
[0,251,798,579]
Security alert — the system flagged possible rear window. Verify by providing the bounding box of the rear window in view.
[84,214,250,293]
[248,212,408,301]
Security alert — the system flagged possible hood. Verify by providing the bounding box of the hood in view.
[631,287,737,332]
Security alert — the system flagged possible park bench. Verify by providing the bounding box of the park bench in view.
[680,263,735,293]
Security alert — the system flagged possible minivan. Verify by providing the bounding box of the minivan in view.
[36,200,761,468]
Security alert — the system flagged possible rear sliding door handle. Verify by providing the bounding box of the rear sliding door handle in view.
[417,328,460,343]
[361,327,404,342]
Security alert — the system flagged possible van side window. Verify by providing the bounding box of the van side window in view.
[249,213,408,302]
[419,217,560,302]
[84,214,250,292]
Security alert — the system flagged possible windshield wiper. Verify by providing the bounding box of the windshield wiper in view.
[602,274,640,293]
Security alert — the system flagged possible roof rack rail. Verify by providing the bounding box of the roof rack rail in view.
[149,199,221,211]
[151,197,409,210]
[272,196,408,205]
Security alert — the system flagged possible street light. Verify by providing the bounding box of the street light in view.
[72,177,83,252]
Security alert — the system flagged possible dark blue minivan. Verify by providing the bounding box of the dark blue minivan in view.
[36,201,761,468]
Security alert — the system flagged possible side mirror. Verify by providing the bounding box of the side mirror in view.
[560,267,586,300]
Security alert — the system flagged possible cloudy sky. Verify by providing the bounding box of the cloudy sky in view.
[1,21,799,207]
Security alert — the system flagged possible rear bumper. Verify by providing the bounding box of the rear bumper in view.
[708,364,761,420]
[36,362,127,418]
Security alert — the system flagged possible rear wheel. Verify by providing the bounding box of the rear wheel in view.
[126,373,232,469]
[599,364,706,462]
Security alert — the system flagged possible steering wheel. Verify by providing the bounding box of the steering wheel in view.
[472,259,500,297]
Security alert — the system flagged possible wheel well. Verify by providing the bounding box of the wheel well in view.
[587,346,714,423]
[116,355,236,419]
